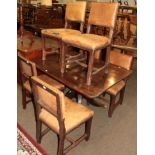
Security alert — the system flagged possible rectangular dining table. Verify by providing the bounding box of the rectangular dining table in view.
[32,53,132,99]
[17,35,132,99]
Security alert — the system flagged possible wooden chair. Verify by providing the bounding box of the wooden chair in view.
[105,50,134,117]
[31,76,94,155]
[41,1,87,60]
[61,2,119,85]
[127,14,137,47]
[18,53,64,121]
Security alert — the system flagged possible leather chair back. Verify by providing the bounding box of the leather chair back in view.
[18,53,37,79]
[110,51,133,70]
[88,2,119,29]
[65,1,87,23]
[31,76,65,120]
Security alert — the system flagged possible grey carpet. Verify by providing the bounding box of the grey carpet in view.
[17,61,137,155]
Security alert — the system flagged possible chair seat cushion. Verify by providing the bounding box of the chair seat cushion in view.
[39,97,94,134]
[106,80,125,96]
[41,28,81,39]
[62,33,110,51]
[23,74,64,92]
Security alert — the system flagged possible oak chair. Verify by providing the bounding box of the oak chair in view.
[41,1,87,60]
[105,50,133,117]
[62,2,119,85]
[31,76,94,155]
[127,14,137,48]
[18,53,64,121]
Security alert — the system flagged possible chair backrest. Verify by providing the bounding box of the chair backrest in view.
[65,1,87,32]
[31,76,65,122]
[87,2,119,41]
[88,2,119,28]
[109,51,133,70]
[41,0,52,6]
[18,53,37,80]
[129,15,137,25]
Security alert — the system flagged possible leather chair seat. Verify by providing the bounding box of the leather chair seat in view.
[23,74,64,92]
[62,33,110,51]
[106,80,125,96]
[41,28,82,39]
[39,97,94,134]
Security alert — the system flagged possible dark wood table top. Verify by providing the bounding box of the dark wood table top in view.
[32,53,132,99]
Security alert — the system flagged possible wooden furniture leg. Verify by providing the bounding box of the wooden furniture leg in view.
[57,134,65,155]
[119,87,125,105]
[36,120,42,144]
[108,87,126,117]
[31,93,37,122]
[22,88,27,109]
[85,117,93,141]
[108,95,116,117]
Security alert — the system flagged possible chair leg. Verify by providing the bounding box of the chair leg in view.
[36,120,42,144]
[87,51,94,86]
[85,117,93,141]
[22,88,27,109]
[119,87,125,105]
[57,134,60,155]
[108,87,125,117]
[108,95,116,118]
[57,134,65,155]
[31,94,37,123]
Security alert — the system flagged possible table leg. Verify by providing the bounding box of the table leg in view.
[77,94,82,104]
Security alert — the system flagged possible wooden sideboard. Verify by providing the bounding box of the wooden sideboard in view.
[18,4,66,35]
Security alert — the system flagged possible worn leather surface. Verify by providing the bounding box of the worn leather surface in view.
[31,76,94,134]
[19,54,37,77]
[41,2,86,39]
[39,97,94,134]
[65,1,86,22]
[106,80,125,96]
[41,28,81,39]
[31,76,65,118]
[62,33,110,51]
[88,2,119,28]
[106,50,133,95]
[110,50,133,70]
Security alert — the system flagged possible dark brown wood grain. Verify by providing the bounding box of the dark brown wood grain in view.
[32,53,132,98]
